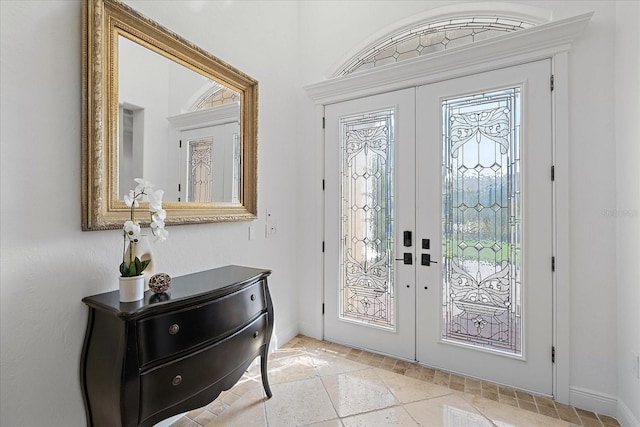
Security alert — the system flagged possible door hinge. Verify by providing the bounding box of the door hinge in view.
[322,303,325,315]
[322,117,325,129]
[178,183,181,192]
[551,256,556,272]
[550,75,555,91]
[552,346,556,363]
[179,139,182,148]
[322,241,325,253]
[322,179,325,190]
[551,165,555,181]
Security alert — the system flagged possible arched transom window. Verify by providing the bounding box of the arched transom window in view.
[338,16,535,76]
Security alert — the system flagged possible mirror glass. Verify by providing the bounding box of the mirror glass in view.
[82,0,258,230]
[118,36,241,203]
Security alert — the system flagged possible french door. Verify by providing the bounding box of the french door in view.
[416,60,553,395]
[324,60,553,394]
[324,88,416,360]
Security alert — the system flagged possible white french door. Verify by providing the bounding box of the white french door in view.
[416,60,553,395]
[324,89,416,360]
[324,60,553,394]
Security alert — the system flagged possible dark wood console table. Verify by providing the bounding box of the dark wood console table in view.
[80,265,273,427]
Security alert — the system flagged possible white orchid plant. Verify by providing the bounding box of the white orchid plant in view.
[120,178,168,277]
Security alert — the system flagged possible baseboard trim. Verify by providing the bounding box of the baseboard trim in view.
[569,386,618,418]
[618,399,640,427]
[274,324,298,351]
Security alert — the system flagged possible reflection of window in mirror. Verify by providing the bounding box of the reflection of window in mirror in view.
[118,105,144,198]
[179,123,241,203]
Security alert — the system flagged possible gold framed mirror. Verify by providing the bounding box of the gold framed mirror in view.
[82,0,258,230]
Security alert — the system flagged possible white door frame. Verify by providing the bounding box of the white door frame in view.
[306,12,592,404]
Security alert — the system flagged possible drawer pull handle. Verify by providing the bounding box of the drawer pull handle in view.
[172,375,182,386]
[169,324,180,335]
[250,294,256,301]
[253,331,259,338]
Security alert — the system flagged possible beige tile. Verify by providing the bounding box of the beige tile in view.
[321,368,398,417]
[499,394,519,408]
[185,407,205,419]
[519,400,538,413]
[375,367,453,403]
[450,374,466,384]
[267,354,318,385]
[463,394,575,427]
[450,382,465,392]
[342,406,419,427]
[538,404,560,419]
[555,402,582,424]
[433,370,450,386]
[170,417,199,427]
[482,389,500,402]
[576,408,599,419]
[482,381,498,392]
[405,393,493,426]
[515,390,535,402]
[313,353,369,377]
[303,420,344,427]
[227,376,264,399]
[597,414,620,426]
[535,396,557,408]
[498,385,517,398]
[193,410,216,426]
[466,378,482,389]
[580,417,604,427]
[265,377,337,427]
[205,388,266,427]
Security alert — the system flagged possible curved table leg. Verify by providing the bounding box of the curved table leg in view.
[260,354,272,398]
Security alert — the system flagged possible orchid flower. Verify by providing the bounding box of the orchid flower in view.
[120,178,168,276]
[148,189,164,211]
[123,220,141,241]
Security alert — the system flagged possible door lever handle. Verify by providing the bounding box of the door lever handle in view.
[421,253,438,266]
[395,253,413,265]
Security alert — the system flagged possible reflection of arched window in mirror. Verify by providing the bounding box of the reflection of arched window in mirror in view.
[193,86,240,110]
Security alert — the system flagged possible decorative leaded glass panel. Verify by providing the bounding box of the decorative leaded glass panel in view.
[194,84,240,111]
[441,87,522,355]
[188,137,214,203]
[340,110,395,330]
[338,17,534,76]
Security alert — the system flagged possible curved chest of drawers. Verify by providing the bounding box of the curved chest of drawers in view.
[80,265,273,427]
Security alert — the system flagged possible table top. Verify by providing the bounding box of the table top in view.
[82,265,271,318]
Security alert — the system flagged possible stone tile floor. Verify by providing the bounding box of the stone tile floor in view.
[170,335,621,427]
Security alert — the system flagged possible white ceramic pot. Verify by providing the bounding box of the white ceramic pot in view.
[119,275,145,302]
[123,235,154,291]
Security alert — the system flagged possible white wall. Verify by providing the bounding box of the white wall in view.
[0,1,300,426]
[296,0,636,419]
[615,2,640,425]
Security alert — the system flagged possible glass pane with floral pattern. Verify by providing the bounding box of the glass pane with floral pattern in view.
[441,87,522,355]
[340,110,396,330]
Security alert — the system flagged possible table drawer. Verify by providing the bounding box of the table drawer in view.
[139,313,268,423]
[137,280,266,366]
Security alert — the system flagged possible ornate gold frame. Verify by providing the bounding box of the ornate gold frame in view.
[82,0,258,230]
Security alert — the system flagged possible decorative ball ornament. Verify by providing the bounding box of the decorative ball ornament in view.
[149,272,172,294]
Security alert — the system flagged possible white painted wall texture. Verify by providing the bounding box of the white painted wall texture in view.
[615,2,640,425]
[1,0,638,425]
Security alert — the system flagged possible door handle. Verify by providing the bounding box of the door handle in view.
[421,253,438,266]
[395,253,413,265]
